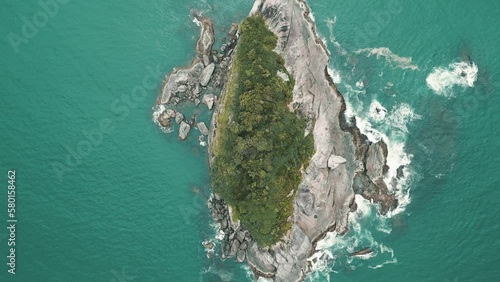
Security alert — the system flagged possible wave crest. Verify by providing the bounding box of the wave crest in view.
[426,61,478,97]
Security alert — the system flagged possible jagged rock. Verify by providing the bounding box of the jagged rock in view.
[221,219,228,230]
[175,112,184,124]
[202,94,215,110]
[327,155,347,170]
[179,121,190,140]
[230,240,240,257]
[200,63,216,86]
[197,122,209,136]
[366,141,388,181]
[166,109,176,118]
[202,241,215,250]
[196,18,215,57]
[350,248,373,257]
[194,98,201,106]
[203,54,211,66]
[160,63,204,104]
[228,22,239,38]
[177,84,188,93]
[158,112,171,127]
[237,250,246,263]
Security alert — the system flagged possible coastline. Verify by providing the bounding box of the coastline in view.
[153,1,400,280]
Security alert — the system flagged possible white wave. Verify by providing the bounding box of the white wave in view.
[308,195,396,279]
[152,105,174,133]
[387,103,421,133]
[355,47,419,70]
[426,61,478,97]
[327,66,342,84]
[368,258,398,269]
[368,100,387,123]
[355,110,414,215]
[192,17,201,27]
[325,17,348,56]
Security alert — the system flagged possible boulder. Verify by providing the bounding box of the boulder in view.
[239,241,248,251]
[179,121,191,140]
[327,155,347,170]
[230,240,240,257]
[158,112,171,127]
[202,94,215,110]
[200,63,216,87]
[236,250,246,263]
[228,22,239,38]
[203,54,211,66]
[194,98,201,106]
[175,112,184,124]
[166,109,176,118]
[236,231,246,243]
[197,122,209,136]
[177,84,188,93]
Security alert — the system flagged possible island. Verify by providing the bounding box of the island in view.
[153,0,400,280]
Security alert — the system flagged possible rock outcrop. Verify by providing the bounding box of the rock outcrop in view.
[207,0,399,281]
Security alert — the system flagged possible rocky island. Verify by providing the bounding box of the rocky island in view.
[153,0,400,280]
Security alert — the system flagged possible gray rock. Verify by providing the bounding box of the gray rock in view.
[196,18,215,57]
[228,22,238,38]
[177,84,188,93]
[175,112,184,124]
[178,121,190,140]
[166,109,176,118]
[203,54,211,66]
[277,70,289,82]
[194,98,201,106]
[239,241,248,251]
[327,155,347,170]
[236,231,246,243]
[236,250,246,263]
[200,63,216,87]
[202,94,215,110]
[197,122,209,136]
[229,239,240,257]
[158,111,171,128]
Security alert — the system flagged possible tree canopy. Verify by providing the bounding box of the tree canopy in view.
[211,16,314,246]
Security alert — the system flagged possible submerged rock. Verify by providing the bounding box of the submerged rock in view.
[197,122,209,136]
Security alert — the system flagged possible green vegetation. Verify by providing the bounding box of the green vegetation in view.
[211,16,315,246]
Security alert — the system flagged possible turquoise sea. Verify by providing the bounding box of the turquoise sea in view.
[0,0,498,281]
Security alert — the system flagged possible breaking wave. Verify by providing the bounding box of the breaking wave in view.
[426,60,478,97]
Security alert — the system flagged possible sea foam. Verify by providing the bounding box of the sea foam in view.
[426,60,478,97]
[355,47,419,70]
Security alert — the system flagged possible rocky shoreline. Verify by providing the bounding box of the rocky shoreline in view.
[154,2,401,281]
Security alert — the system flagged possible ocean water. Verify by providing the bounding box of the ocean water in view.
[0,0,498,281]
